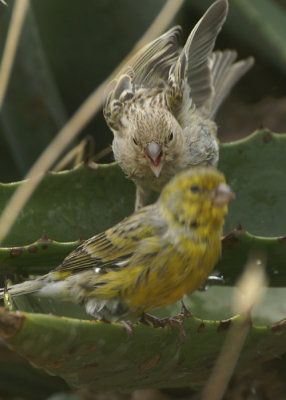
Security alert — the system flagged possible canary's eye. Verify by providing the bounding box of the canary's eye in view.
[132,137,138,146]
[190,185,200,193]
[168,131,174,141]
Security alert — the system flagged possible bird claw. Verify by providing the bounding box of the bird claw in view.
[166,301,192,341]
[97,316,133,341]
[120,309,190,340]
[145,314,186,342]
[119,320,134,341]
[140,313,165,328]
[180,300,193,319]
[169,300,193,343]
[140,303,192,342]
[165,317,186,342]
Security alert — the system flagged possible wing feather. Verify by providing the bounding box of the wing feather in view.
[121,26,181,88]
[168,0,228,112]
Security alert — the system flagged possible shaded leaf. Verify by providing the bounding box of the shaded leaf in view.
[220,130,286,237]
[0,163,135,247]
[0,308,285,392]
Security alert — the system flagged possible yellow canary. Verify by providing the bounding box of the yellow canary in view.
[0,168,234,321]
[104,0,253,210]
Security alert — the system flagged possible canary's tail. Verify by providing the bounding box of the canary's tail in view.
[206,50,254,118]
[0,279,45,300]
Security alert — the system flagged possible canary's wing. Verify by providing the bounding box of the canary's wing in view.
[168,0,228,114]
[54,206,163,275]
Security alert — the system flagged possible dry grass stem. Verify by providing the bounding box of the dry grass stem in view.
[201,252,267,400]
[0,0,29,109]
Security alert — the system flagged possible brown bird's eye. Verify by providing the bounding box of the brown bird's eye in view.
[132,137,138,146]
[190,185,200,193]
[168,131,174,141]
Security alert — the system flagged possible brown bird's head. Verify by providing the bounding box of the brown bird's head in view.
[121,94,186,180]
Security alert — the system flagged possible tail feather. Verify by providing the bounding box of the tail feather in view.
[0,279,45,300]
[203,50,254,118]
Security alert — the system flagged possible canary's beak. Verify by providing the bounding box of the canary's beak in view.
[212,183,235,206]
[145,141,164,178]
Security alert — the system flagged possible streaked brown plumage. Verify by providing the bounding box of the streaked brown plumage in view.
[104,0,253,210]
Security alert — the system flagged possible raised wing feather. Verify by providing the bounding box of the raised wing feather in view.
[120,26,181,88]
[104,26,181,129]
[204,50,254,118]
[170,0,228,110]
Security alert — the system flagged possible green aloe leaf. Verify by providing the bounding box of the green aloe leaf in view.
[219,130,286,237]
[0,308,285,392]
[0,163,135,247]
[219,230,286,287]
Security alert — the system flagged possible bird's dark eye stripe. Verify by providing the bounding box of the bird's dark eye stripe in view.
[132,137,138,145]
[190,185,200,193]
[169,131,173,141]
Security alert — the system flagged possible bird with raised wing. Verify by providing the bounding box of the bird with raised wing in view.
[104,0,253,210]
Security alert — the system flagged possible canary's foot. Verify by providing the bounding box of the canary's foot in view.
[165,317,186,342]
[160,303,193,341]
[143,314,186,341]
[97,317,133,341]
[140,307,191,341]
[164,301,193,341]
[180,300,193,319]
[140,313,165,328]
[119,320,134,341]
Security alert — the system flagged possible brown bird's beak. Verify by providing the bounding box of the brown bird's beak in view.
[212,183,235,206]
[145,141,164,178]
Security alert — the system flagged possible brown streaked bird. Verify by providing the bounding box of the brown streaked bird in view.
[104,0,253,210]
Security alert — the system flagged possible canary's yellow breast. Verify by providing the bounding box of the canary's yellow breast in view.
[92,231,221,317]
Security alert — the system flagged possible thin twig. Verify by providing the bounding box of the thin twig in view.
[201,251,267,400]
[93,145,112,162]
[0,0,29,109]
